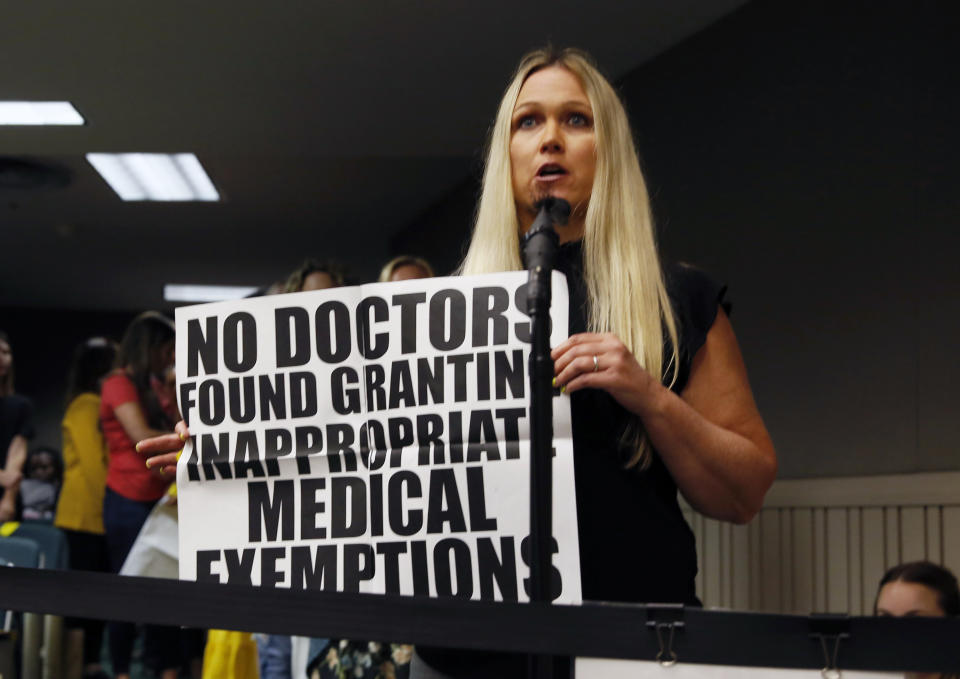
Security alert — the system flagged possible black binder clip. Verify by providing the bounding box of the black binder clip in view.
[646,604,685,667]
[809,614,850,679]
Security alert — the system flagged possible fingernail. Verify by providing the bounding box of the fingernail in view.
[176,450,183,461]
[145,459,151,469]
[179,432,186,442]
[551,377,557,387]
[135,442,141,452]
[560,386,566,394]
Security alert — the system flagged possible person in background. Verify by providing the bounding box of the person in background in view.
[875,560,959,679]
[0,330,35,522]
[301,255,437,679]
[410,46,777,677]
[258,259,347,679]
[303,256,431,679]
[285,259,346,292]
[20,445,62,520]
[378,255,435,283]
[101,312,181,679]
[55,336,118,679]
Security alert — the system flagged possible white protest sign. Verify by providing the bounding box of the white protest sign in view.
[175,272,581,604]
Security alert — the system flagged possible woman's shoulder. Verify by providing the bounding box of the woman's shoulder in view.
[100,370,138,405]
[662,261,731,390]
[663,261,730,329]
[65,392,101,417]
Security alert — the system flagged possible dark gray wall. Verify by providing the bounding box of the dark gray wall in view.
[397,0,959,478]
[7,1,957,478]
[1,308,135,453]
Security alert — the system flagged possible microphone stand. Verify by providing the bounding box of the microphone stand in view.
[521,198,569,679]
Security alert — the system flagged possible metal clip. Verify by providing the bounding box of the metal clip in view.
[646,604,685,667]
[809,614,850,679]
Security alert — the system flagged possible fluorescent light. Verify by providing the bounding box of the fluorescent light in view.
[0,101,85,125]
[86,153,220,201]
[164,285,260,303]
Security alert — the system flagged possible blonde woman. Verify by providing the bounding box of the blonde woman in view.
[141,47,777,679]
[378,255,435,282]
[413,47,777,677]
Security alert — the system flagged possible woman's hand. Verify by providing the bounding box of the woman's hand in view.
[552,314,776,525]
[136,420,190,475]
[551,332,664,418]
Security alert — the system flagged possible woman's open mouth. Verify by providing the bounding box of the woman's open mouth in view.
[535,163,568,183]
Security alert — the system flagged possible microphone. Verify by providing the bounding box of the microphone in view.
[521,198,571,271]
[519,197,570,612]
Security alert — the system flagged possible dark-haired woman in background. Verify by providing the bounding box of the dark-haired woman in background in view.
[55,337,118,679]
[875,561,959,679]
[100,313,181,679]
[0,330,35,522]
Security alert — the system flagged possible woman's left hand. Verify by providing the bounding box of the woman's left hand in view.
[553,314,776,525]
[551,332,664,417]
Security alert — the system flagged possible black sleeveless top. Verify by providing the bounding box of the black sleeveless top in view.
[418,241,729,676]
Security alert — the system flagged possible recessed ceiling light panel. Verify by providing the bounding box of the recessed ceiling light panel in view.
[86,153,220,202]
[164,284,259,303]
[0,101,85,125]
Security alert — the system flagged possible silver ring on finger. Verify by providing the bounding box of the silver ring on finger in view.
[592,354,600,372]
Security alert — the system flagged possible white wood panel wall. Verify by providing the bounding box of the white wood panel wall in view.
[681,472,960,614]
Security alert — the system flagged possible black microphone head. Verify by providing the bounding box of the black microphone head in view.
[522,198,568,269]
[533,197,571,227]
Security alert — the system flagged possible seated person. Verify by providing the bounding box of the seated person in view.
[875,560,959,679]
[20,446,62,521]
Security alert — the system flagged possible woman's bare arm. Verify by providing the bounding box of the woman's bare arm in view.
[0,434,27,521]
[552,309,776,524]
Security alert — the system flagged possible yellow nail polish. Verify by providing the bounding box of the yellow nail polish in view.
[551,377,557,387]
[560,386,566,394]
[179,431,187,441]
[145,459,151,469]
[177,450,183,461]
[135,442,141,452]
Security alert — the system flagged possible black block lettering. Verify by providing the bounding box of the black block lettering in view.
[387,470,422,536]
[343,544,375,592]
[223,312,257,372]
[248,480,294,542]
[426,468,467,534]
[433,538,473,598]
[275,307,311,368]
[331,477,367,538]
[300,477,326,539]
[187,316,218,377]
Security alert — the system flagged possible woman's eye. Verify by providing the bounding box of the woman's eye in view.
[517,116,537,129]
[569,112,590,127]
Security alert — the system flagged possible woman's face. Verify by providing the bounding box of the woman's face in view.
[0,339,10,377]
[27,452,56,482]
[302,271,336,291]
[390,264,430,282]
[876,580,945,617]
[510,65,596,236]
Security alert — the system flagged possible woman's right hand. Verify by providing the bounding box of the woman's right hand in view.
[136,420,190,475]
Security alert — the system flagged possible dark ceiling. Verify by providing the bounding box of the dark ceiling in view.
[0,0,748,311]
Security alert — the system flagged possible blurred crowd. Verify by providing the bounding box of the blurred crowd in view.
[2,250,957,679]
[1,254,433,679]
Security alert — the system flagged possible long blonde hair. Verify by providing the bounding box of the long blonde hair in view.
[459,47,679,469]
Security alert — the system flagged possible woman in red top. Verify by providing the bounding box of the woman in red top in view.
[101,311,181,679]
